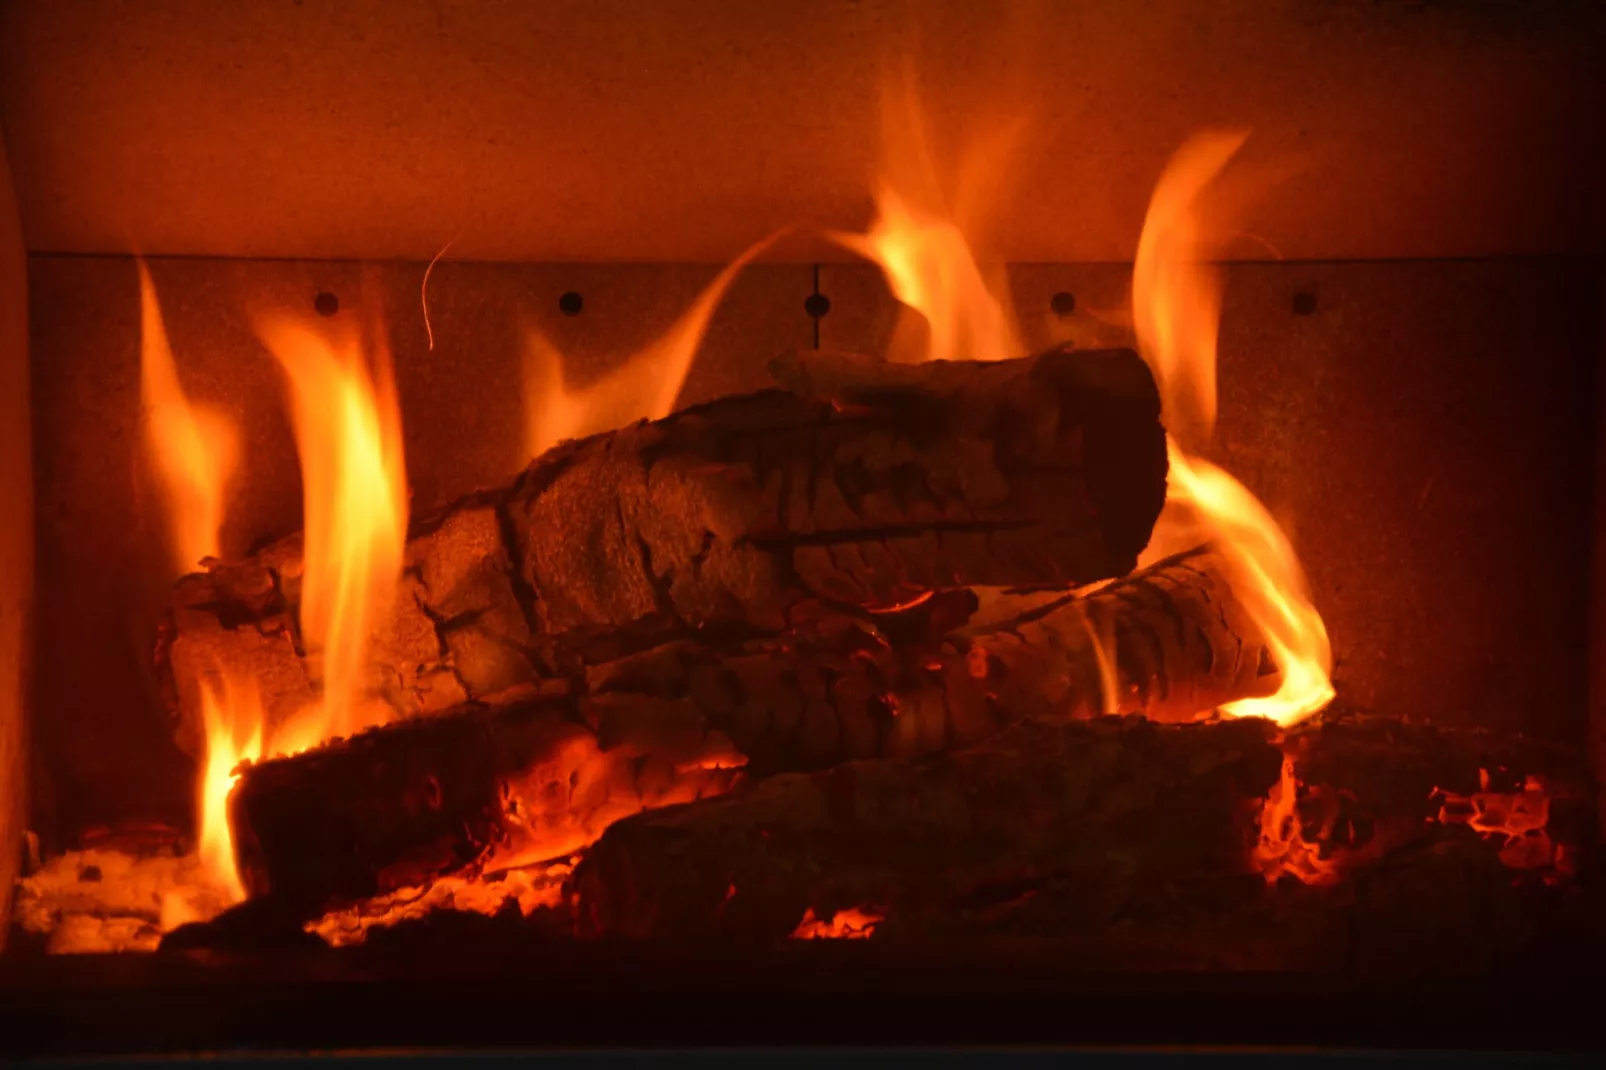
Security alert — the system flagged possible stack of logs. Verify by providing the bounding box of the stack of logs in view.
[158,344,1584,952]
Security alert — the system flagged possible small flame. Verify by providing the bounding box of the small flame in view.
[833,67,1022,364]
[1076,603,1120,716]
[1132,132,1333,727]
[1253,756,1340,886]
[196,674,263,904]
[139,262,239,573]
[256,312,408,743]
[526,232,781,457]
[791,906,883,940]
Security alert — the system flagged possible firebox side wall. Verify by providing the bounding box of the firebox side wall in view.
[24,255,1598,846]
[0,132,32,947]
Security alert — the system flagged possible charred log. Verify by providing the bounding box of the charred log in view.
[160,345,1168,757]
[588,545,1282,776]
[933,545,1279,730]
[1272,713,1593,873]
[225,543,1287,919]
[227,688,744,918]
[567,716,1282,941]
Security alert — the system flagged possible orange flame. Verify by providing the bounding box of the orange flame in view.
[139,262,238,573]
[791,906,883,940]
[257,313,408,744]
[837,184,1020,364]
[833,66,1023,364]
[1132,132,1333,727]
[1253,756,1341,886]
[195,674,263,904]
[525,232,782,457]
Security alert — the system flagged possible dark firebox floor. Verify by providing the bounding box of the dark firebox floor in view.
[2,938,1605,1058]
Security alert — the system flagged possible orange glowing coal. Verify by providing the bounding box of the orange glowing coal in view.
[791,906,883,940]
[1435,770,1565,875]
[257,311,409,745]
[1132,131,1333,727]
[525,231,782,458]
[139,262,239,574]
[1253,756,1340,886]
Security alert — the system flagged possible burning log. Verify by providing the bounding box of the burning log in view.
[938,545,1278,728]
[221,543,1286,920]
[567,715,1282,941]
[159,345,1168,756]
[1262,714,1594,880]
[591,544,1280,776]
[227,688,745,916]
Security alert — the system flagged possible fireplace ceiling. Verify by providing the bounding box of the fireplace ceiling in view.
[1,0,1601,263]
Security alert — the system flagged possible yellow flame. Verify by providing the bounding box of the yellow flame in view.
[1077,603,1120,716]
[256,313,408,743]
[196,674,263,904]
[1133,131,1333,727]
[833,64,1023,364]
[139,262,239,573]
[1131,132,1247,450]
[526,232,782,458]
[837,184,1021,364]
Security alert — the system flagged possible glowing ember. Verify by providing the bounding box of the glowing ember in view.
[1253,756,1341,886]
[256,312,409,745]
[1131,131,1333,727]
[139,261,239,574]
[1434,770,1565,876]
[525,231,781,457]
[307,863,571,948]
[14,848,226,953]
[791,906,883,940]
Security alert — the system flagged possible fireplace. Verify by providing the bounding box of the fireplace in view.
[1,0,1604,1058]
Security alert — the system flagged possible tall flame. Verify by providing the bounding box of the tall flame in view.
[139,262,238,573]
[837,183,1021,364]
[256,313,409,743]
[1132,131,1333,726]
[833,65,1023,364]
[196,674,262,903]
[526,232,782,457]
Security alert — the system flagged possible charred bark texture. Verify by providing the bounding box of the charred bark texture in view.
[567,716,1282,941]
[159,346,1168,757]
[228,688,743,917]
[588,545,1282,776]
[224,544,1289,919]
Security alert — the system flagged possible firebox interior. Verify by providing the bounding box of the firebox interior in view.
[0,0,1603,1058]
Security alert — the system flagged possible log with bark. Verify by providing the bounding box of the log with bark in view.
[566,715,1283,940]
[220,544,1285,919]
[227,686,746,915]
[158,345,1168,758]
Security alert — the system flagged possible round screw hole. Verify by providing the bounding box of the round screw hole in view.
[558,291,584,317]
[1292,291,1318,316]
[313,291,340,317]
[803,292,832,319]
[1050,291,1077,318]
